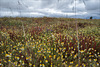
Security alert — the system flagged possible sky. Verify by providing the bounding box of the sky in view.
[0,0,100,19]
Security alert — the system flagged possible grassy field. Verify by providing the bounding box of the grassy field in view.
[0,17,100,67]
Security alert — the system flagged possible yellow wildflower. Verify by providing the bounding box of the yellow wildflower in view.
[45,60,48,63]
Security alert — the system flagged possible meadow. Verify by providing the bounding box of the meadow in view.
[0,17,100,67]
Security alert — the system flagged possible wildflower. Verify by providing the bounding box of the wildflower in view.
[51,63,52,67]
[83,58,85,61]
[70,61,73,64]
[37,50,41,53]
[71,47,73,49]
[36,42,39,44]
[5,54,11,57]
[56,50,59,53]
[97,52,99,54]
[49,55,52,58]
[83,37,85,40]
[14,62,17,66]
[89,59,91,62]
[64,48,66,50]
[66,52,67,55]
[61,55,63,59]
[94,59,97,62]
[8,59,11,62]
[98,55,100,57]
[54,55,56,59]
[89,52,91,54]
[91,48,94,50]
[59,48,62,51]
[54,48,56,50]
[74,54,77,58]
[40,60,42,63]
[48,51,51,53]
[19,51,21,53]
[65,61,67,63]
[97,63,99,66]
[30,58,32,61]
[88,48,91,51]
[80,50,84,53]
[26,43,28,45]
[22,62,24,65]
[58,53,60,55]
[29,63,32,66]
[26,57,29,60]
[91,55,94,57]
[0,63,1,66]
[40,64,42,67]
[45,60,48,63]
[89,55,91,57]
[21,55,24,58]
[57,57,60,60]
[33,65,35,67]
[19,60,22,62]
[4,60,7,63]
[42,64,45,67]
[21,47,24,50]
[70,54,72,56]
[71,51,74,53]
[75,64,78,67]
[44,56,46,59]
[61,42,64,45]
[82,63,86,67]
[18,64,20,66]
[58,64,60,66]
[65,55,67,58]
[1,43,4,46]
[62,59,64,62]
[74,48,76,51]
[33,45,35,48]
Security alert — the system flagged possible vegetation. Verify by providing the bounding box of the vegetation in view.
[0,17,100,67]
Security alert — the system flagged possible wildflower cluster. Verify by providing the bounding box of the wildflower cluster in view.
[0,17,100,67]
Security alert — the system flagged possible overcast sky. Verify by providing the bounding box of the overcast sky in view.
[0,0,100,19]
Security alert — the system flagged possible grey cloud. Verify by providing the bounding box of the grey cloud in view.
[0,0,100,19]
[84,0,100,10]
[0,0,22,9]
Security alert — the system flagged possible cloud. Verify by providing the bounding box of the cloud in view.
[84,0,100,10]
[0,0,100,19]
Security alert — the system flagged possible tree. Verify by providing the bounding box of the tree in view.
[90,16,93,19]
